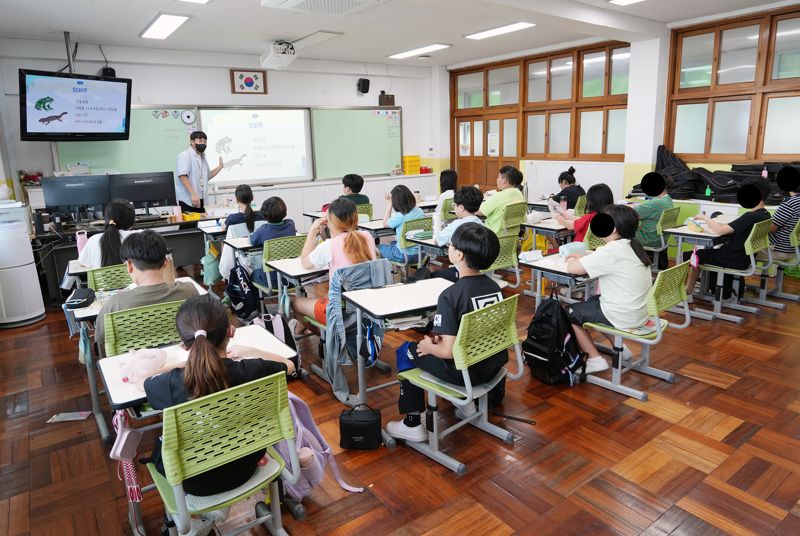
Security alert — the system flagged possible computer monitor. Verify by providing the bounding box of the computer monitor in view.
[42,175,110,219]
[109,172,176,212]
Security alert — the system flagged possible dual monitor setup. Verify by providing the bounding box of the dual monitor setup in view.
[42,172,176,223]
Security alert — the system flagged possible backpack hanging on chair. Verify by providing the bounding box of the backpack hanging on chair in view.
[225,257,260,321]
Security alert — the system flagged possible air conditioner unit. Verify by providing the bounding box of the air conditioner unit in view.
[260,41,297,70]
[261,0,386,17]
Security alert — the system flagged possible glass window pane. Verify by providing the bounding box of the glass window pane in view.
[579,111,603,154]
[458,122,471,156]
[710,100,750,154]
[549,113,571,154]
[763,96,800,153]
[474,121,483,156]
[526,114,545,153]
[457,72,483,109]
[718,26,758,84]
[503,119,517,157]
[582,51,606,98]
[487,119,500,157]
[550,57,573,100]
[680,33,714,89]
[488,66,519,106]
[773,18,800,80]
[527,61,547,102]
[611,47,630,95]
[674,103,708,153]
[607,109,627,154]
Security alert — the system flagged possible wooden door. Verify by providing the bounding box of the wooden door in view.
[484,114,519,189]
[455,117,486,188]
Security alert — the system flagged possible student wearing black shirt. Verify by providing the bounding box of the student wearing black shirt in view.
[222,184,263,231]
[386,223,507,442]
[551,166,585,209]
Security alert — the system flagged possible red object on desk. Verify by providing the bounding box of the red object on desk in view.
[419,166,432,174]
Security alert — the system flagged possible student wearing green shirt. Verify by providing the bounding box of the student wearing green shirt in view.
[635,172,673,269]
[478,165,525,235]
[341,173,370,205]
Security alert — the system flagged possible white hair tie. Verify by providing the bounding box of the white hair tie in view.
[194,330,207,339]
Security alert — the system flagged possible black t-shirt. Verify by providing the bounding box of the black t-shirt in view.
[144,357,288,496]
[224,211,264,228]
[432,274,508,382]
[716,208,770,269]
[559,185,586,210]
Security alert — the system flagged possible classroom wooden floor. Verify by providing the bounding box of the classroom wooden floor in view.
[4,266,800,536]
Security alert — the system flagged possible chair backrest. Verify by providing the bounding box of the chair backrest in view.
[104,300,185,357]
[356,204,373,220]
[791,217,800,249]
[452,295,519,371]
[574,195,587,216]
[744,219,773,256]
[647,261,690,315]
[583,226,606,251]
[160,372,294,486]
[397,217,432,249]
[656,207,681,235]
[441,197,457,222]
[262,235,307,272]
[87,264,132,291]
[483,234,518,273]
[500,202,527,235]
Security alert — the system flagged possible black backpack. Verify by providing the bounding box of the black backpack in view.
[225,257,260,321]
[522,289,587,386]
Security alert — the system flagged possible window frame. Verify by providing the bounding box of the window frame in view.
[576,105,627,160]
[486,63,523,110]
[758,90,800,160]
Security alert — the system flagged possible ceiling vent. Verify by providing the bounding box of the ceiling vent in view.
[260,0,385,16]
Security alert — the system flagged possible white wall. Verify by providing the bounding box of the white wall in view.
[523,160,625,200]
[0,38,443,199]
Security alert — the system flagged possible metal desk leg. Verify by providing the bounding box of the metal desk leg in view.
[535,270,542,309]
[355,308,366,405]
[81,325,110,443]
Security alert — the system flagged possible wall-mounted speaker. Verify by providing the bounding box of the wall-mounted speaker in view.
[357,78,370,93]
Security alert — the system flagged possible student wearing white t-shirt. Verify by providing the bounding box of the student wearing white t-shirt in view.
[565,205,653,373]
[77,199,138,269]
[433,169,457,216]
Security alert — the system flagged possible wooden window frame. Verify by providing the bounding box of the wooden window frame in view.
[486,63,523,111]
[668,95,756,162]
[454,69,486,112]
[576,105,627,161]
[767,13,800,87]
[757,90,800,160]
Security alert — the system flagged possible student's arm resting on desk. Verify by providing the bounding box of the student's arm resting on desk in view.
[227,345,295,375]
[565,254,588,275]
[695,214,733,235]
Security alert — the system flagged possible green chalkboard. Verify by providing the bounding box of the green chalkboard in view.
[311,108,402,180]
[56,107,198,174]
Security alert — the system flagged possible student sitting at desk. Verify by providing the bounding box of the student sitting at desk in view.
[291,198,376,333]
[683,178,771,299]
[95,230,199,357]
[477,165,525,236]
[551,166,585,210]
[341,173,370,205]
[433,169,458,216]
[77,199,137,269]
[564,205,653,373]
[386,223,507,442]
[763,166,800,263]
[555,183,613,243]
[635,172,674,268]
[143,295,294,530]
[221,184,262,232]
[379,185,425,263]
[249,196,297,288]
[435,186,483,246]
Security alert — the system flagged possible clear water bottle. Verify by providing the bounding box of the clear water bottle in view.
[559,196,568,212]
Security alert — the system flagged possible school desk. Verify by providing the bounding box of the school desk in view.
[522,218,573,247]
[519,253,596,309]
[357,219,395,239]
[406,235,448,265]
[264,257,328,315]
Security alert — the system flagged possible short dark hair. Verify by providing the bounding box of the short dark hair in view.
[342,174,364,193]
[260,196,287,223]
[120,230,168,271]
[453,186,482,214]
[586,183,614,213]
[451,223,500,271]
[390,185,416,214]
[440,169,458,193]
[499,165,523,187]
[190,131,207,141]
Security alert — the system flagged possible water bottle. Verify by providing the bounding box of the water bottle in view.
[559,196,568,212]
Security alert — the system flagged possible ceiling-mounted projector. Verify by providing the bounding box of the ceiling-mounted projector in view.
[260,40,297,70]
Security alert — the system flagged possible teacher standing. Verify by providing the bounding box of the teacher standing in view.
[175,130,224,213]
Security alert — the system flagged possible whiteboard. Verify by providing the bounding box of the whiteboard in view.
[201,108,312,186]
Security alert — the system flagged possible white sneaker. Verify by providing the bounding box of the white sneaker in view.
[185,517,214,536]
[454,403,477,420]
[621,344,634,362]
[386,420,427,442]
[585,356,609,374]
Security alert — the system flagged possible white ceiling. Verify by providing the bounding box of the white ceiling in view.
[0,0,782,67]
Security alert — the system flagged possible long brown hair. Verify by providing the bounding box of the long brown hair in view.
[176,295,230,398]
[328,198,372,264]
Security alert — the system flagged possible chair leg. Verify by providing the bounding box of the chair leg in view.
[470,395,514,444]
[691,272,745,324]
[262,479,288,536]
[402,392,467,475]
[743,273,787,310]
[768,267,800,301]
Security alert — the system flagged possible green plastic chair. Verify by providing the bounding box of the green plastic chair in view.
[87,264,132,291]
[574,195,587,217]
[584,261,691,401]
[391,217,432,279]
[441,197,457,223]
[583,225,606,251]
[395,295,524,475]
[253,235,307,313]
[482,234,520,288]
[498,202,527,237]
[104,300,185,357]
[356,203,373,221]
[146,373,300,536]
[643,207,681,271]
[761,217,800,302]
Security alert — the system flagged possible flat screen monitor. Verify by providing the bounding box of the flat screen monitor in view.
[19,69,132,141]
[110,172,176,207]
[42,175,110,218]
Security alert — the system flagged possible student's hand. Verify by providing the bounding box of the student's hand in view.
[310,218,327,236]
[226,345,256,360]
[695,214,711,223]
[384,192,392,201]
[218,156,224,169]
[417,334,440,355]
[554,214,566,225]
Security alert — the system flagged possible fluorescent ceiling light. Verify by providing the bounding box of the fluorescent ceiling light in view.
[141,13,190,39]
[292,30,343,50]
[389,44,450,59]
[465,22,535,40]
[609,0,647,5]
[177,0,210,4]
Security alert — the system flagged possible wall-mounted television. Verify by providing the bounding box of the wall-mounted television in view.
[19,68,132,141]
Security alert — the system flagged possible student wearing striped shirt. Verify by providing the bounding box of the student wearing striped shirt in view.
[763,166,800,262]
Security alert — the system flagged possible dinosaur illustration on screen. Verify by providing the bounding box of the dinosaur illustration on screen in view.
[39,112,68,125]
[34,96,54,111]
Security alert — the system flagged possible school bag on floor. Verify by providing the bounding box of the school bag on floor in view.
[225,257,260,321]
[522,288,587,386]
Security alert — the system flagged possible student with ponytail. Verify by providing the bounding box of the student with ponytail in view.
[552,166,585,210]
[77,198,137,268]
[222,184,262,232]
[564,204,653,374]
[291,197,377,333]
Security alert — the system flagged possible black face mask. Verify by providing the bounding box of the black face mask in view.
[194,143,207,153]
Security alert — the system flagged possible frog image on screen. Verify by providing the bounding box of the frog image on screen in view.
[35,96,54,111]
